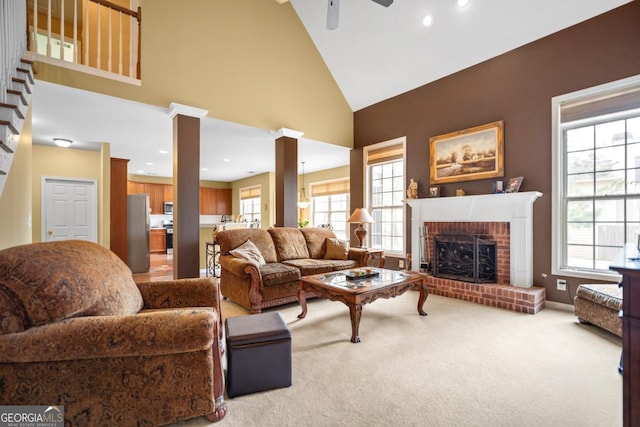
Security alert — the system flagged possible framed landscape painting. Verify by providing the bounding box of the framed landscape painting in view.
[429,121,504,184]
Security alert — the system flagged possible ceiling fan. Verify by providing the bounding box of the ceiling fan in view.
[276,0,394,30]
[327,0,393,30]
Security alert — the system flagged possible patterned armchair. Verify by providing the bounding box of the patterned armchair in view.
[0,240,227,426]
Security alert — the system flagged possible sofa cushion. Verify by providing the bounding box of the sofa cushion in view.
[324,238,349,260]
[283,259,357,276]
[0,240,144,331]
[299,227,337,259]
[217,228,278,263]
[230,239,266,266]
[268,228,310,262]
[259,263,301,288]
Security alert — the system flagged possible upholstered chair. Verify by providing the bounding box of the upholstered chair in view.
[0,240,227,425]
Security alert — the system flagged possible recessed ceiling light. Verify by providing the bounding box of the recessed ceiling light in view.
[146,162,153,166]
[159,149,168,154]
[457,0,470,8]
[53,137,73,148]
[422,14,434,27]
[202,167,209,171]
[223,158,230,162]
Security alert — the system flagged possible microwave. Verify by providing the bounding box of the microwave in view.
[163,202,173,215]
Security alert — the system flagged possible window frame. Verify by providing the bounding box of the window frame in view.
[363,137,407,256]
[552,74,640,281]
[239,184,261,224]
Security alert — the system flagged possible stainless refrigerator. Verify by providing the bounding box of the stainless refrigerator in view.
[127,194,150,273]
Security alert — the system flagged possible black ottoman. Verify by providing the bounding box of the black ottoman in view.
[225,311,292,398]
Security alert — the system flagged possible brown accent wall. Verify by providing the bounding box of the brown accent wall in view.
[353,1,640,303]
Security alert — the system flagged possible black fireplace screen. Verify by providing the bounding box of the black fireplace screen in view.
[433,233,497,283]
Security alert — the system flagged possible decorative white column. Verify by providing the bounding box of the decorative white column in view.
[406,191,542,288]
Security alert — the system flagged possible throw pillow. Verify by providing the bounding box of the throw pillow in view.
[324,237,349,260]
[230,239,266,266]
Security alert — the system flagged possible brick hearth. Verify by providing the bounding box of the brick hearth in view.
[423,274,546,314]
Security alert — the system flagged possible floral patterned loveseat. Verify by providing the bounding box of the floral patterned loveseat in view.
[0,240,227,425]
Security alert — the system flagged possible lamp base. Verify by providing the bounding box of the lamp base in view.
[354,223,367,248]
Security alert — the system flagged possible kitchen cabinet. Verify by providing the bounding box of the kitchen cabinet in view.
[150,228,167,254]
[216,188,232,215]
[164,184,173,203]
[200,187,232,215]
[128,182,170,214]
[110,158,129,263]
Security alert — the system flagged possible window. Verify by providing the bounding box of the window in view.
[364,138,406,255]
[310,178,350,240]
[552,75,640,281]
[240,185,261,224]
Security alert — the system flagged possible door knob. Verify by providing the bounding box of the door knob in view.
[47,230,52,235]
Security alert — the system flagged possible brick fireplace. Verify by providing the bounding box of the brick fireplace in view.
[406,192,545,314]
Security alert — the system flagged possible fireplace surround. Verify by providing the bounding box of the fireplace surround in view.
[406,192,545,314]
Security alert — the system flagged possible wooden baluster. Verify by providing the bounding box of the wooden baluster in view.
[96,2,101,69]
[107,6,112,72]
[46,0,51,58]
[118,12,123,75]
[60,0,64,61]
[84,0,89,66]
[73,0,78,64]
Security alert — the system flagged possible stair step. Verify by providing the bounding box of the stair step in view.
[7,89,28,107]
[0,139,15,153]
[0,120,19,135]
[16,67,35,85]
[0,103,25,120]
[11,77,32,95]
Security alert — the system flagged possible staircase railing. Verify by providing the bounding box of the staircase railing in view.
[26,0,141,82]
[0,0,31,197]
[1,1,27,106]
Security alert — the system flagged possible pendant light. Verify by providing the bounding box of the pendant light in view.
[298,162,310,209]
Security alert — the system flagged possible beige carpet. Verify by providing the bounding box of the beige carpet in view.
[176,294,622,427]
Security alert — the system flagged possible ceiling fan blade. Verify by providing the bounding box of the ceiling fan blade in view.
[327,0,339,30]
[371,0,393,7]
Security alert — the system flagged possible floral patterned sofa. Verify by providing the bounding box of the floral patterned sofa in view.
[0,240,227,425]
[217,227,368,313]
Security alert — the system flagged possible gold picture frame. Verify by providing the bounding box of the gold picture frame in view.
[429,121,504,184]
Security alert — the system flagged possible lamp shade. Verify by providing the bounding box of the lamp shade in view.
[348,208,374,224]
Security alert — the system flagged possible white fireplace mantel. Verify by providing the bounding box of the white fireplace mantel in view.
[406,191,542,288]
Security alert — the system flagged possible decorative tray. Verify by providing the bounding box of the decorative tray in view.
[345,270,379,280]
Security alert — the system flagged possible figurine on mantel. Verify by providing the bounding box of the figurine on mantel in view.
[407,178,418,199]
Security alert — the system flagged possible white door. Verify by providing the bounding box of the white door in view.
[42,177,98,242]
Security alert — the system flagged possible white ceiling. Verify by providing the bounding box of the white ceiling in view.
[30,0,632,181]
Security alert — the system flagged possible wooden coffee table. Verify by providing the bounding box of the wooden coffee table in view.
[297,268,428,343]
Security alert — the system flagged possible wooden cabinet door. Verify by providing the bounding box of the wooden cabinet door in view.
[216,188,232,215]
[149,229,166,253]
[200,187,217,214]
[164,184,173,203]
[127,181,145,195]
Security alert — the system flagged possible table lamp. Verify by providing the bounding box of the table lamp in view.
[348,208,374,248]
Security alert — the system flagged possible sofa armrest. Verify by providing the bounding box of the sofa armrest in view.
[348,247,368,266]
[136,277,220,311]
[219,255,259,278]
[0,308,217,363]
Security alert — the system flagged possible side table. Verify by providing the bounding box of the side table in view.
[206,241,220,277]
[365,249,385,268]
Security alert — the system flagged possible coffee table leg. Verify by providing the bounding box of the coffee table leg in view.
[298,288,308,319]
[417,286,429,316]
[349,304,363,343]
